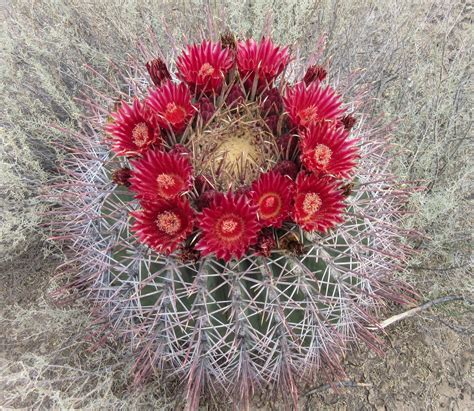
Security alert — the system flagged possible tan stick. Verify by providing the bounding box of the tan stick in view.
[305,380,373,396]
[369,295,469,330]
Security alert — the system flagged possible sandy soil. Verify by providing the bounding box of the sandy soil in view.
[0,242,55,307]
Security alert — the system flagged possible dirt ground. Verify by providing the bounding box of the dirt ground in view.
[310,311,472,410]
[1,245,472,409]
[0,242,55,307]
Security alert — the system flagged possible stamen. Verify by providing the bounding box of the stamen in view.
[221,218,238,233]
[156,211,181,235]
[198,63,215,77]
[303,192,322,215]
[132,122,149,147]
[298,105,319,127]
[157,174,176,189]
[313,144,332,167]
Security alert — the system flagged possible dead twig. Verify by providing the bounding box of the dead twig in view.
[408,263,471,271]
[369,295,471,330]
[429,315,473,336]
[304,380,372,396]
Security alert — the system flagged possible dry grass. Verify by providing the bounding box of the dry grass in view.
[0,300,172,409]
[1,0,472,408]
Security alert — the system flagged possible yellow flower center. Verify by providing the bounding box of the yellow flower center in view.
[156,211,181,235]
[156,173,176,188]
[303,192,322,215]
[198,63,215,77]
[215,214,245,242]
[132,122,149,147]
[313,144,332,167]
[221,219,238,233]
[298,105,319,126]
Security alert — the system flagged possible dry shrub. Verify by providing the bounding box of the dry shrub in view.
[0,299,171,409]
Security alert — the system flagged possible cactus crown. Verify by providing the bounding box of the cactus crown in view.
[52,36,416,409]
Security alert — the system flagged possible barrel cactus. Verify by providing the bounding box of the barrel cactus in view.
[51,32,416,409]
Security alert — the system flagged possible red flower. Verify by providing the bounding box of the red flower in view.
[105,98,161,156]
[196,192,260,261]
[293,173,345,232]
[264,114,279,135]
[129,149,193,201]
[253,230,276,257]
[147,81,196,133]
[303,65,327,85]
[236,37,290,89]
[197,97,215,123]
[131,198,194,254]
[146,58,171,87]
[277,133,299,161]
[283,82,344,129]
[339,115,357,131]
[225,84,245,107]
[300,123,358,178]
[251,171,294,227]
[112,167,132,187]
[260,88,283,116]
[220,31,237,51]
[176,41,234,94]
[272,160,299,180]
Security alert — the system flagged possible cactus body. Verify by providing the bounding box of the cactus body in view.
[51,36,416,409]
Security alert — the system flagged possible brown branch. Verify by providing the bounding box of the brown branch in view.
[408,263,471,271]
[304,380,372,396]
[370,295,470,330]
